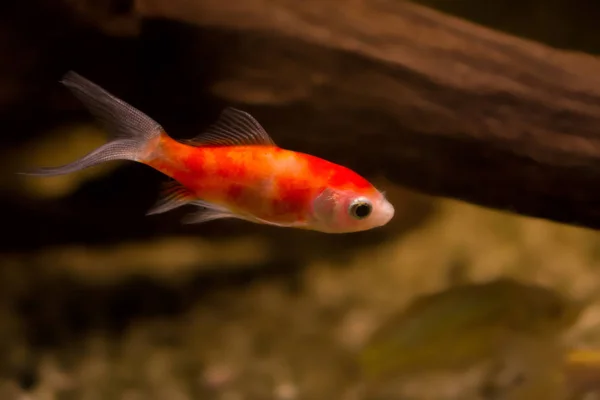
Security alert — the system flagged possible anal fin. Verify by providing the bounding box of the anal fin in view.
[147,181,196,215]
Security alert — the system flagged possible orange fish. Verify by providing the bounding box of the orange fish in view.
[24,71,394,233]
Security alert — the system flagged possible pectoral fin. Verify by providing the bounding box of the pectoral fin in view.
[181,200,241,224]
[183,200,308,229]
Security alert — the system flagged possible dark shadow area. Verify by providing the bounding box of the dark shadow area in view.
[415,0,600,54]
[0,258,305,390]
[16,260,305,349]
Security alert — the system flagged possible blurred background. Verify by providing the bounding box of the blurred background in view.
[3,0,600,399]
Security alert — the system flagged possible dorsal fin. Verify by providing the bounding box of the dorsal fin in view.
[183,107,276,147]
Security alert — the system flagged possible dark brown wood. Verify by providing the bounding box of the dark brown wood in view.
[134,0,600,229]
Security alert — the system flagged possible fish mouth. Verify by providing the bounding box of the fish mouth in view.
[378,200,395,226]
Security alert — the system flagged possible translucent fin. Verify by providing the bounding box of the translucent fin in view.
[183,200,307,228]
[183,107,276,147]
[60,71,163,142]
[146,181,197,215]
[20,139,142,176]
[20,71,164,177]
[182,200,241,224]
[248,216,307,229]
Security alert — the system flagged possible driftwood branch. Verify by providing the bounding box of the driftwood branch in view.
[134,0,600,229]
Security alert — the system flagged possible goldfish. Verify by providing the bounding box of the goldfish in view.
[359,278,583,382]
[23,71,394,233]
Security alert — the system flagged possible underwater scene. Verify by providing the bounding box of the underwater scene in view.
[3,0,600,399]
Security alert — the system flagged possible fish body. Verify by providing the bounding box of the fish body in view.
[147,137,380,227]
[24,71,394,233]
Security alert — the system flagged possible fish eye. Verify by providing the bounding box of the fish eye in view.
[349,198,372,219]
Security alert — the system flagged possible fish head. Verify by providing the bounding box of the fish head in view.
[310,186,395,233]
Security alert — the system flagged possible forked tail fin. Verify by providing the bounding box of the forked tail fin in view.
[21,71,164,176]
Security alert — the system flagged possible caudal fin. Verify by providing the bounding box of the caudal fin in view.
[21,71,164,177]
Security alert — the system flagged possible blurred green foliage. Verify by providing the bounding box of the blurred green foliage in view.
[359,278,583,381]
